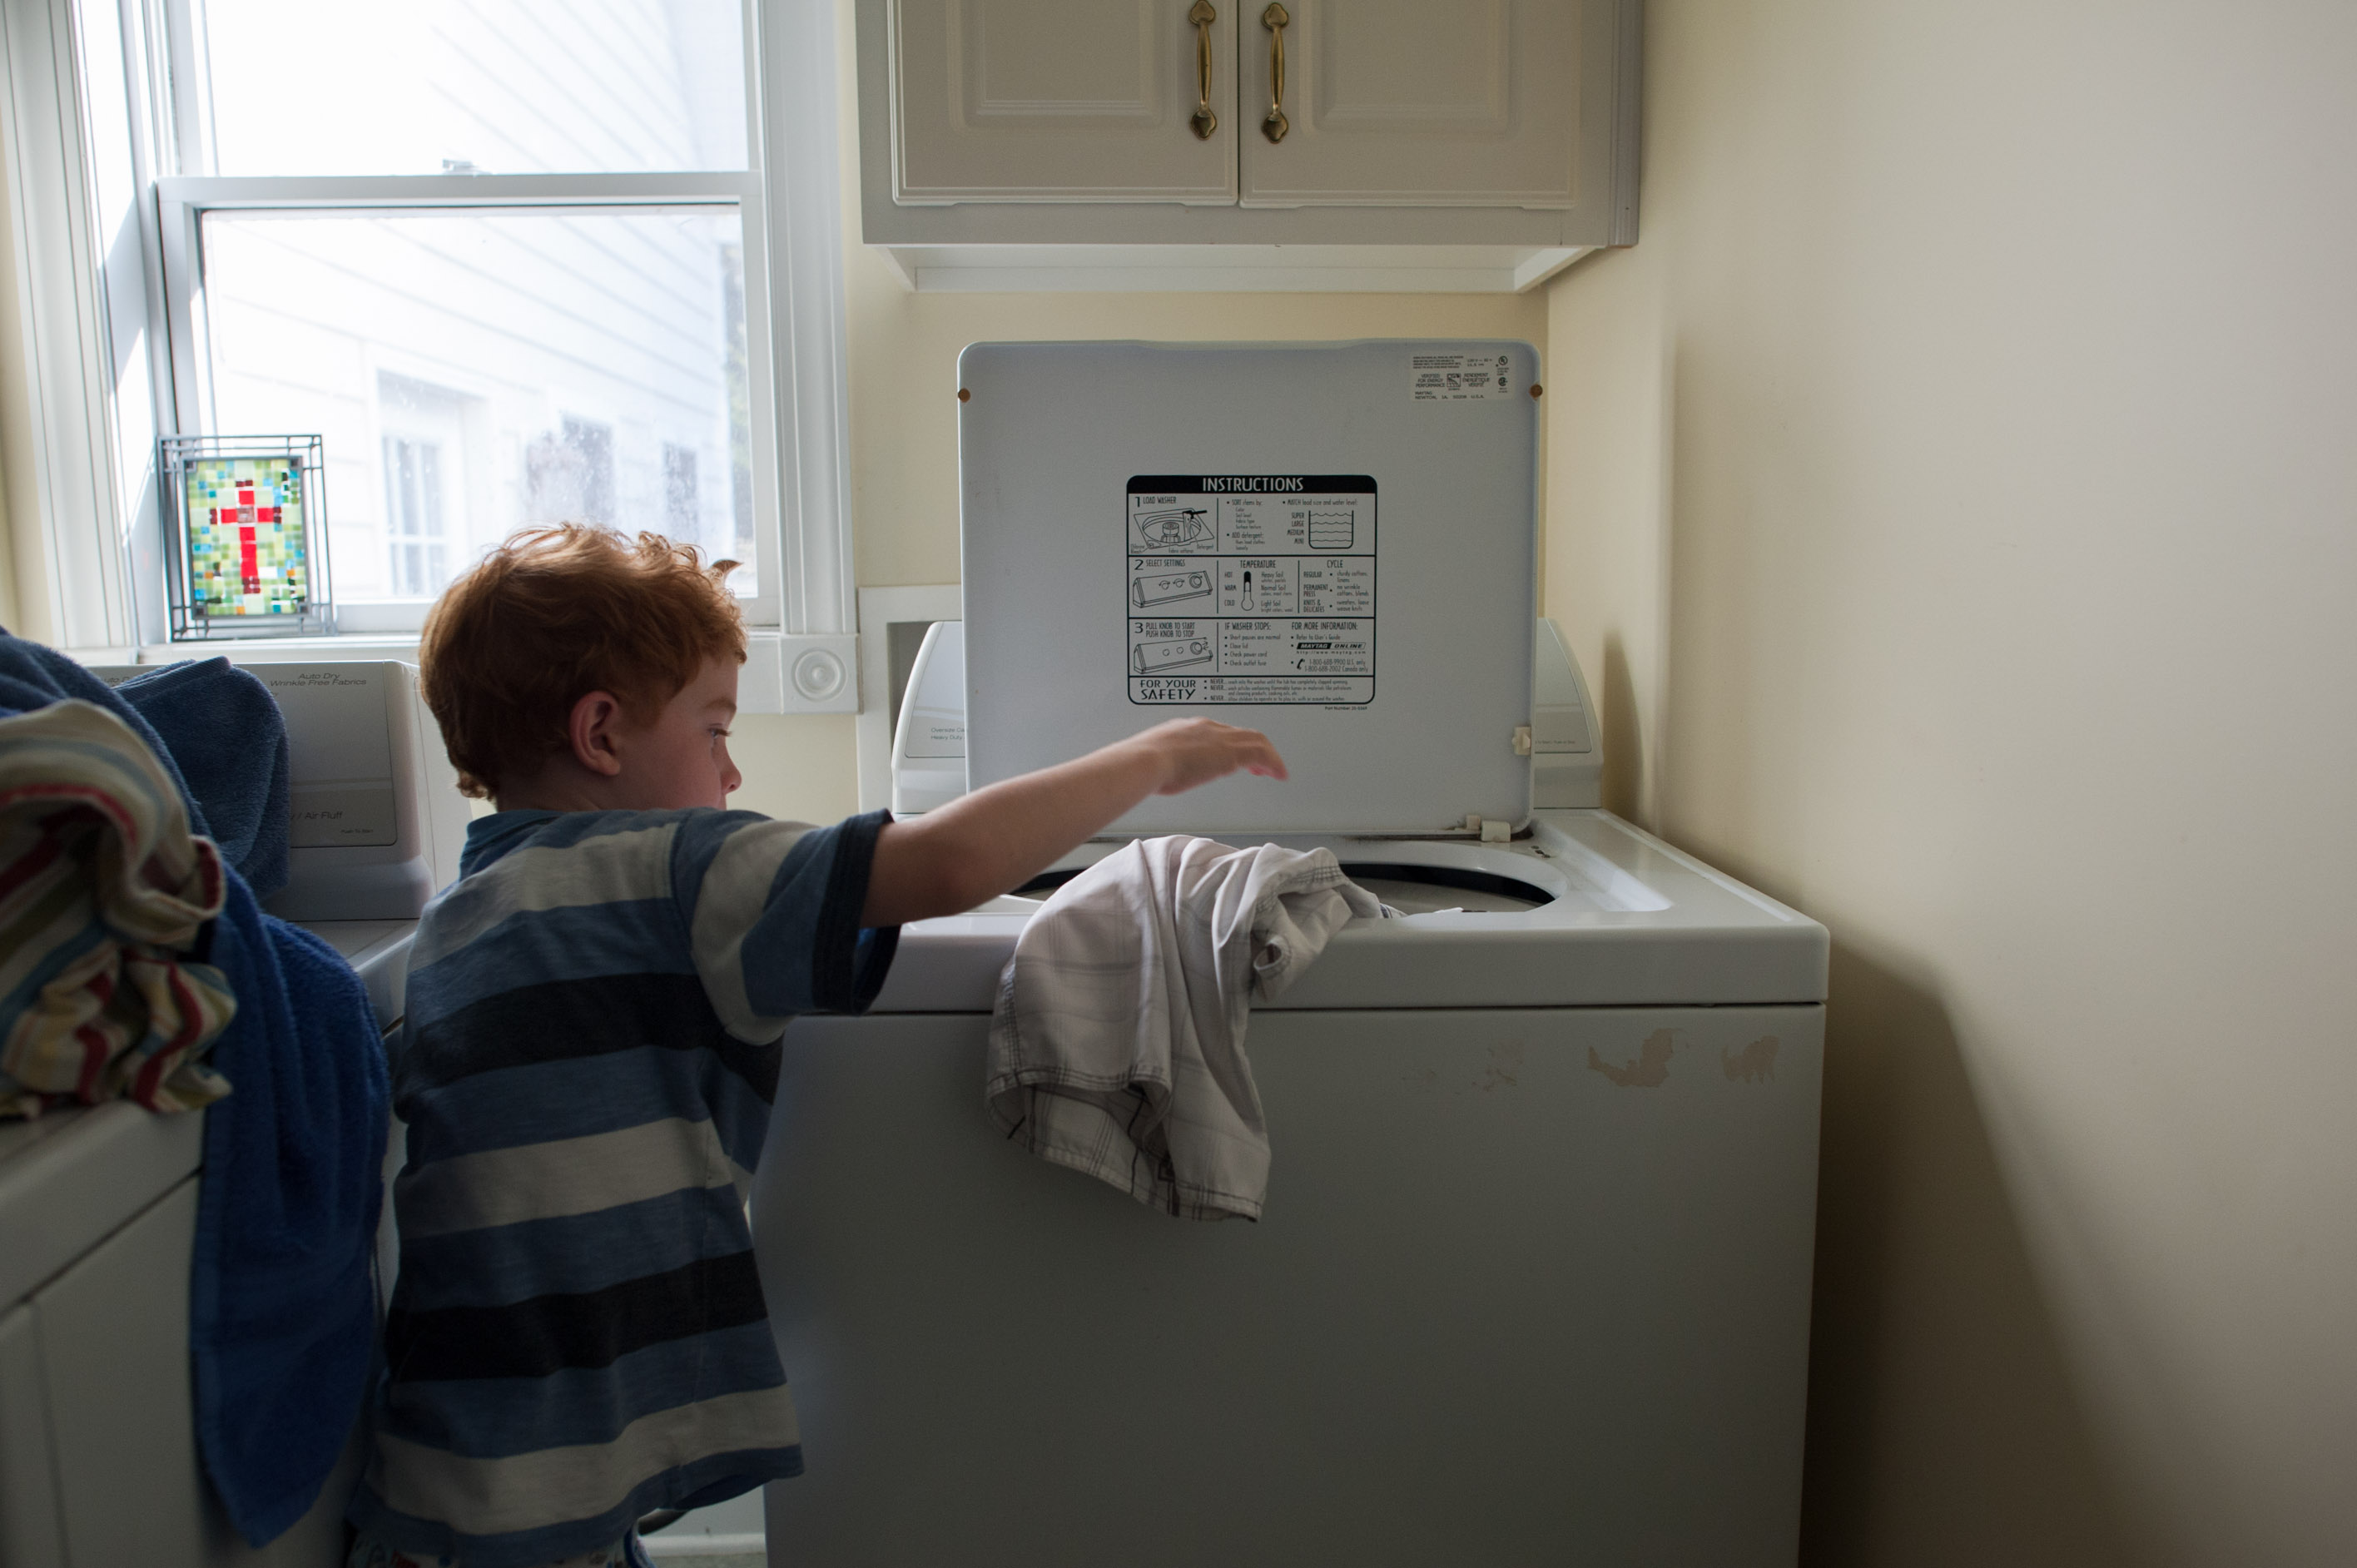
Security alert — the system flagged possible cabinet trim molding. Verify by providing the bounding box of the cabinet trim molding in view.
[873,242,1593,294]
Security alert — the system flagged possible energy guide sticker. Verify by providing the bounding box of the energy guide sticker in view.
[1126,475,1376,706]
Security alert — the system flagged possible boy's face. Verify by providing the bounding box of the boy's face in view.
[618,656,743,811]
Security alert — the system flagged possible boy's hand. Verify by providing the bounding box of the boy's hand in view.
[862,718,1290,925]
[1112,717,1289,795]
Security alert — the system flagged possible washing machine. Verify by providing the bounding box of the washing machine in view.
[751,341,1829,1567]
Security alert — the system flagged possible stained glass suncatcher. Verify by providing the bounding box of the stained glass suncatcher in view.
[186,456,308,615]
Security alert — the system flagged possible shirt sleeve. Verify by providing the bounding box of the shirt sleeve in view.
[672,807,901,1041]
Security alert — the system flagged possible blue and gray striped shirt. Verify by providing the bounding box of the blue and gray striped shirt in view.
[348,806,897,1567]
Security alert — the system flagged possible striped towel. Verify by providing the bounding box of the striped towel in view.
[0,699,236,1117]
[985,836,1388,1221]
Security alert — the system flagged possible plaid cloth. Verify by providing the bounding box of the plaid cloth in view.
[0,699,235,1117]
[985,836,1387,1222]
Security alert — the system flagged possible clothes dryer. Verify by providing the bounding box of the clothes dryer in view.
[751,342,1829,1567]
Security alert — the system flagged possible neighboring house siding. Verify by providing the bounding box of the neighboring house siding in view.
[202,0,750,603]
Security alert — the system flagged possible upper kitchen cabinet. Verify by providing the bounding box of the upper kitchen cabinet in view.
[1236,0,1585,208]
[891,0,1238,203]
[857,0,1641,293]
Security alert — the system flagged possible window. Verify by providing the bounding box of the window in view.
[0,0,858,707]
[194,0,750,180]
[663,444,696,531]
[166,0,774,624]
[375,374,469,602]
[383,436,449,598]
[204,208,750,603]
[527,418,618,530]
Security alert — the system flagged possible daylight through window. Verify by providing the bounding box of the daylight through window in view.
[176,0,768,620]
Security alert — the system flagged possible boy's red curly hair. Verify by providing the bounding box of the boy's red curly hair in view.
[419,525,745,798]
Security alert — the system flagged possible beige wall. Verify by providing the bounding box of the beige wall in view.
[0,449,17,634]
[726,711,860,825]
[0,119,26,636]
[1546,2,2357,1563]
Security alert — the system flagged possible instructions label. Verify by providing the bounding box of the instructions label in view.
[1127,474,1376,706]
[1409,349,1516,401]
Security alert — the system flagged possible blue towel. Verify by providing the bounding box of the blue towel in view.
[188,879,387,1542]
[115,657,292,899]
[0,630,387,1547]
[0,635,200,816]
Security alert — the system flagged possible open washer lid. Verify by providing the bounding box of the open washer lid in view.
[960,340,1539,836]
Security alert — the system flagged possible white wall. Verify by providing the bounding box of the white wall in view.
[1545,2,2357,1561]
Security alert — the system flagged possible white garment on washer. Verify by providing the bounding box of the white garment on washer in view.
[985,836,1388,1221]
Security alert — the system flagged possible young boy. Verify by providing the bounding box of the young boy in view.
[348,525,1284,1568]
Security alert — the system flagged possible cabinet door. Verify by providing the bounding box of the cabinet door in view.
[0,1306,67,1568]
[1237,0,1599,207]
[35,1177,358,1566]
[36,1179,211,1561]
[891,0,1238,203]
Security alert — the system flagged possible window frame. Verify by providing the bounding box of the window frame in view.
[154,172,786,633]
[0,0,859,712]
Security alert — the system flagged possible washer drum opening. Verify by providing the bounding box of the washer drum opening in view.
[1014,860,1554,914]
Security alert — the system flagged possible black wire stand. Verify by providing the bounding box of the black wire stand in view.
[159,434,335,639]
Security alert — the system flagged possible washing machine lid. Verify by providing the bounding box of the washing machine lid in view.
[960,340,1540,836]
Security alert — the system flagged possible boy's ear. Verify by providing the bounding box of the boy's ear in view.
[568,690,628,777]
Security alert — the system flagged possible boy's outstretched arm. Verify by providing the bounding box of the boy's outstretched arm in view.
[861,717,1288,926]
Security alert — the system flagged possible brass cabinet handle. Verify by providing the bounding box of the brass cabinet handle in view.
[1261,2,1289,143]
[1189,2,1218,139]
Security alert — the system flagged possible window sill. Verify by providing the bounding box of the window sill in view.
[131,634,424,662]
[100,630,859,715]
